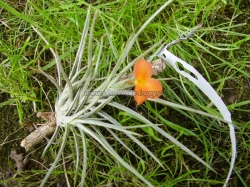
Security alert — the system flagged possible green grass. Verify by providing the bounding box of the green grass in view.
[0,0,250,186]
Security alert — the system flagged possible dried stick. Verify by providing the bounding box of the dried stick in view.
[20,112,56,151]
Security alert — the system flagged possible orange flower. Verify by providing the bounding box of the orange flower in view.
[133,59,163,106]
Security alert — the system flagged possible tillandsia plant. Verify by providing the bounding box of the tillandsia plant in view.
[21,1,236,187]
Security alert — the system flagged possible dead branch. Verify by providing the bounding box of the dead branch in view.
[20,112,56,151]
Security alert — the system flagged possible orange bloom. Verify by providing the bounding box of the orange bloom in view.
[133,59,163,106]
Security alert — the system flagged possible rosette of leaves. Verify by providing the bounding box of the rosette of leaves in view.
[31,2,234,187]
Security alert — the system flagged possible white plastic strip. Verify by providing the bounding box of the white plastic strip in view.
[157,50,236,187]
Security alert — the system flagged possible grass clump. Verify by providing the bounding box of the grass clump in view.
[0,0,250,186]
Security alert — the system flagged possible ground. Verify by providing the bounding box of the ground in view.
[0,0,250,186]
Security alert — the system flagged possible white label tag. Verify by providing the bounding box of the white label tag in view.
[157,49,236,187]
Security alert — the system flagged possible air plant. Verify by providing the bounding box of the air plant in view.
[27,1,236,187]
